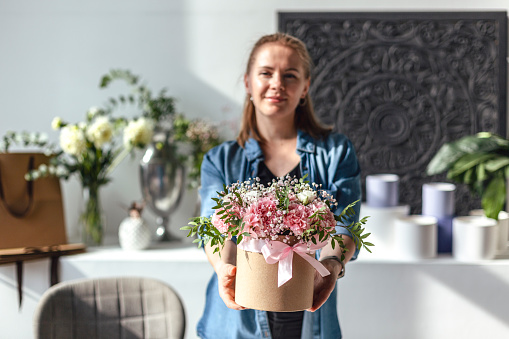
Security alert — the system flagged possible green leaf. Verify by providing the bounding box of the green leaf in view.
[463,167,475,184]
[361,232,371,239]
[485,157,509,172]
[447,153,494,178]
[482,174,506,220]
[99,75,111,88]
[475,163,487,183]
[426,133,509,176]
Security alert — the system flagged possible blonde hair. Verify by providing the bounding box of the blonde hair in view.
[237,33,332,147]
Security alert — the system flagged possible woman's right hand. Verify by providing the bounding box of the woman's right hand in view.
[215,261,246,310]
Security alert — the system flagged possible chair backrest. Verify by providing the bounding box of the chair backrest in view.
[33,276,186,339]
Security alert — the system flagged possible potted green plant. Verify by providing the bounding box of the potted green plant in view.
[426,132,509,220]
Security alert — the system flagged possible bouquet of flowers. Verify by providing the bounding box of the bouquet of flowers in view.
[183,175,372,310]
[183,175,372,257]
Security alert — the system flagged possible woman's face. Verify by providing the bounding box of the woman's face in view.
[244,42,310,121]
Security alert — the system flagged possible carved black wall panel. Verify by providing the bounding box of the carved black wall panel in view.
[279,12,507,215]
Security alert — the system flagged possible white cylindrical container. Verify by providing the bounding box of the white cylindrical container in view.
[469,209,509,253]
[360,203,410,258]
[394,215,437,260]
[422,182,456,218]
[366,174,400,208]
[453,216,498,261]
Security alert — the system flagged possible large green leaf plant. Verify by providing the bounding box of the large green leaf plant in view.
[426,132,509,220]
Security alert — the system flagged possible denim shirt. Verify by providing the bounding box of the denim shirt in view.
[197,130,362,339]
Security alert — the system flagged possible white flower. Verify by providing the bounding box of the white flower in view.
[38,133,49,143]
[51,117,63,130]
[59,125,87,156]
[244,190,260,202]
[55,165,69,177]
[38,164,48,175]
[86,116,113,148]
[28,132,38,143]
[123,117,154,148]
[87,107,101,120]
[297,190,316,205]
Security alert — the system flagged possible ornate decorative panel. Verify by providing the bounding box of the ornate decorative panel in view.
[279,12,507,215]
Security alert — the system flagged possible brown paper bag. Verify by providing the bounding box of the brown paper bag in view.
[0,153,67,249]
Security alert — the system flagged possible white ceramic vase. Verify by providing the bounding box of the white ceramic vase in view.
[118,216,152,251]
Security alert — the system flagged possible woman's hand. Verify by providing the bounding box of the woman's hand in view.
[205,240,245,310]
[215,261,246,310]
[308,235,356,311]
[307,258,342,312]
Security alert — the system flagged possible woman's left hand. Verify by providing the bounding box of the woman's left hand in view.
[307,259,341,312]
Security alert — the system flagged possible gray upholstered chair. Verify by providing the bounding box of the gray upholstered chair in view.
[33,276,186,339]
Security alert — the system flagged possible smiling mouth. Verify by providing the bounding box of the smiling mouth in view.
[265,96,286,103]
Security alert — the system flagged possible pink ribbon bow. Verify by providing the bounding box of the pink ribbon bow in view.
[238,238,330,287]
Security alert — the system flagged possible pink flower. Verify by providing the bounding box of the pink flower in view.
[287,192,298,202]
[242,211,262,238]
[242,196,278,237]
[211,209,231,233]
[283,203,312,235]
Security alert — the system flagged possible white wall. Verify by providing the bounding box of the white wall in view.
[1,0,508,242]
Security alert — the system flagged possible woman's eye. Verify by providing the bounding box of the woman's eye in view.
[284,74,297,79]
[260,72,271,77]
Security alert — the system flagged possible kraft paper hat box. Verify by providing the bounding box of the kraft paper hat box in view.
[0,153,68,250]
[235,236,317,312]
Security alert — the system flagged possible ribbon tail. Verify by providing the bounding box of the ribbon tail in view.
[296,252,331,277]
[278,251,293,287]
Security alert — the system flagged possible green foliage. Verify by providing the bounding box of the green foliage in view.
[99,69,176,124]
[333,200,373,258]
[426,132,509,220]
[99,69,222,188]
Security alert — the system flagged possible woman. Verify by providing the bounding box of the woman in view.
[197,33,361,339]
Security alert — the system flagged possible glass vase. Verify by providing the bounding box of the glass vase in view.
[80,184,104,247]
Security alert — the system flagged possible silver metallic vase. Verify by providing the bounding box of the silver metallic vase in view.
[139,128,185,241]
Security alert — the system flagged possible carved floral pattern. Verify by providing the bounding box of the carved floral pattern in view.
[281,13,506,214]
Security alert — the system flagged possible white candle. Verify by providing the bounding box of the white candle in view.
[453,216,498,261]
[394,215,437,261]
